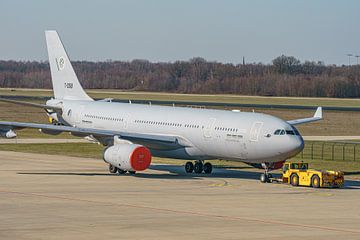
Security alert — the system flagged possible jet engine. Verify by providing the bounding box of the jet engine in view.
[0,129,17,139]
[103,144,152,172]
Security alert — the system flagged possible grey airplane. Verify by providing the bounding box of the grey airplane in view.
[0,31,323,182]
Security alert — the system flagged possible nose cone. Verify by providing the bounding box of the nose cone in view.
[288,136,304,157]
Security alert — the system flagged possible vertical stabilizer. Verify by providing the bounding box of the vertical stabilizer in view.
[45,30,92,101]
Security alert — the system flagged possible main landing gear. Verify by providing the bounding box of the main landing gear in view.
[185,161,213,174]
[260,163,273,183]
[108,164,136,175]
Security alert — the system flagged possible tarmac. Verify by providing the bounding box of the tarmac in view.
[0,151,359,240]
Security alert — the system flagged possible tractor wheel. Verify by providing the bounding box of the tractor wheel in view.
[290,174,299,186]
[311,175,321,188]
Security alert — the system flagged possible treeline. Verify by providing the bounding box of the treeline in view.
[0,55,359,98]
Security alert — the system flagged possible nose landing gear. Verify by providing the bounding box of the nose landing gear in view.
[185,161,213,174]
[260,163,273,183]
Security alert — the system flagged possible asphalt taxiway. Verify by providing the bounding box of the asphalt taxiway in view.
[0,151,359,240]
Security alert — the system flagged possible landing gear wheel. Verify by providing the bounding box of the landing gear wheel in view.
[117,169,126,174]
[311,175,320,188]
[128,171,136,175]
[109,164,118,174]
[194,161,203,174]
[185,162,194,173]
[290,174,299,186]
[260,173,268,183]
[203,162,213,174]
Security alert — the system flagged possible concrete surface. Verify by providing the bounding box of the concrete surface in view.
[0,151,359,240]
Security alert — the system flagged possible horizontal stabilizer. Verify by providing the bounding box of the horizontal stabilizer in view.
[0,98,62,110]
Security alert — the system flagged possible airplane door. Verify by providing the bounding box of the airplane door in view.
[124,113,132,130]
[75,105,85,126]
[250,122,263,141]
[203,118,216,139]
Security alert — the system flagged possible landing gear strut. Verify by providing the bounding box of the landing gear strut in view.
[184,161,212,174]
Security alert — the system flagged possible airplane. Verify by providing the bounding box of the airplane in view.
[0,31,323,183]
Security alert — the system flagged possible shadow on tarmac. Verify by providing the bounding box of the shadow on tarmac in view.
[17,164,261,180]
[17,164,359,189]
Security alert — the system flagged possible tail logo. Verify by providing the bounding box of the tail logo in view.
[56,57,65,71]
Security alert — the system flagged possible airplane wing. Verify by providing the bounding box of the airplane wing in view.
[0,121,188,150]
[287,107,322,125]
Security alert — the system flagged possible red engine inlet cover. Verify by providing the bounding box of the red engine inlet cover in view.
[130,146,152,171]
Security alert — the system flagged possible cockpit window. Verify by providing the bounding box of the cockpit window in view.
[274,129,298,136]
[286,130,295,135]
[274,129,281,135]
[292,126,300,136]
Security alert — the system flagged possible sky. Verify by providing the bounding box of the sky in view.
[0,0,359,65]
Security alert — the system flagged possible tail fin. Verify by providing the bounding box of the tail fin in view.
[45,30,92,101]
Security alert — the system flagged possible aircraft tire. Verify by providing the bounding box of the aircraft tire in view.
[203,162,212,174]
[128,171,136,175]
[109,164,118,174]
[260,173,268,183]
[185,162,194,173]
[194,161,203,174]
[118,168,126,174]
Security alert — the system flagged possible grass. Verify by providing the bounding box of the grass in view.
[0,142,359,178]
[1,88,360,107]
[297,141,360,162]
[1,91,360,137]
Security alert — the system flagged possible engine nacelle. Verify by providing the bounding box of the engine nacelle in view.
[0,129,17,139]
[103,144,152,172]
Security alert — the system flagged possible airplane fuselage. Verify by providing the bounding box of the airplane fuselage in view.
[54,99,304,164]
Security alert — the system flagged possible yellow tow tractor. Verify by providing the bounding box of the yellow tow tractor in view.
[279,162,344,188]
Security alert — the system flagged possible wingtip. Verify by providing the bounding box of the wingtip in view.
[314,107,322,119]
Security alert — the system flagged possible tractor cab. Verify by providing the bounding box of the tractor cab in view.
[283,162,308,172]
